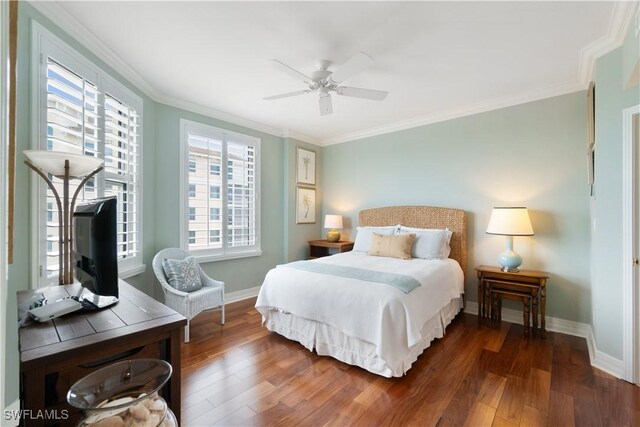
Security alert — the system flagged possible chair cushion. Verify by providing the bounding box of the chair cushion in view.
[162,256,203,292]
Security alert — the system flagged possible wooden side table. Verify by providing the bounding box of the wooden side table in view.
[475,265,549,337]
[18,280,186,426]
[308,240,354,259]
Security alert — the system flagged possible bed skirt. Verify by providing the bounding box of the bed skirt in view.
[260,296,463,377]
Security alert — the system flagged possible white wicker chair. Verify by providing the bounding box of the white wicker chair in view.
[152,248,225,343]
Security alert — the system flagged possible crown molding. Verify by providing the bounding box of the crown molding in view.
[25,0,323,146]
[26,1,635,149]
[320,81,585,146]
[28,0,159,99]
[578,1,639,84]
[154,92,320,144]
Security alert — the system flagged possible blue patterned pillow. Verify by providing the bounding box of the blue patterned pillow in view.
[162,256,203,292]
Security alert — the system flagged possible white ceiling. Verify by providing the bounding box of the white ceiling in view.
[37,1,624,144]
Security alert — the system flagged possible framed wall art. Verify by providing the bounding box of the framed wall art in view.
[296,147,316,186]
[296,186,316,224]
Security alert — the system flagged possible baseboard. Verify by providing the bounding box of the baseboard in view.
[3,399,20,427]
[586,330,625,378]
[225,286,261,304]
[463,302,623,378]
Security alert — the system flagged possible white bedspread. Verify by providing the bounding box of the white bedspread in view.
[255,252,464,372]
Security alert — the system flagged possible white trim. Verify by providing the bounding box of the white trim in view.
[464,301,623,378]
[25,1,322,146]
[193,250,262,264]
[30,22,145,287]
[26,0,636,148]
[321,81,585,146]
[155,94,321,146]
[0,0,8,415]
[119,264,146,280]
[578,1,639,84]
[179,119,262,261]
[622,104,640,383]
[224,285,261,304]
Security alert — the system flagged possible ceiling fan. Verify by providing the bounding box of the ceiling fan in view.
[263,52,388,116]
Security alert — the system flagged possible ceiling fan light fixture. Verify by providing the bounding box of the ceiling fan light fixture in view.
[264,51,387,116]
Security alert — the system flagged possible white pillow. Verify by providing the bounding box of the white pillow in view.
[353,225,399,252]
[398,226,452,259]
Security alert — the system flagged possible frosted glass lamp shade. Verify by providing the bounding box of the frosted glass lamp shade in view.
[323,215,343,229]
[324,214,343,242]
[24,150,104,178]
[486,207,534,273]
[486,207,534,236]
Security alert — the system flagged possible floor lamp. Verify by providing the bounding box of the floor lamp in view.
[24,150,104,285]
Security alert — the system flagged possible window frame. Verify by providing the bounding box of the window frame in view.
[179,119,261,262]
[31,22,145,286]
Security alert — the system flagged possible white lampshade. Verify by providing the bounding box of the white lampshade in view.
[323,214,343,229]
[24,150,104,178]
[486,207,534,236]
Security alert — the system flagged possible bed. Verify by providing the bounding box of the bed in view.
[255,206,467,377]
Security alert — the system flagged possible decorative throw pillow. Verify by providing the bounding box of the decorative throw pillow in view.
[368,233,416,260]
[162,256,203,292]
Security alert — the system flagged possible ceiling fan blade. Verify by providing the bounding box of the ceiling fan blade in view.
[319,93,333,116]
[267,59,312,84]
[263,90,310,101]
[336,86,388,101]
[329,51,374,83]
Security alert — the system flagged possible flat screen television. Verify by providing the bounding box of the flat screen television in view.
[73,196,119,310]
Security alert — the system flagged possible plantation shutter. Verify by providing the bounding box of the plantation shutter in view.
[226,140,256,248]
[44,58,100,282]
[104,94,141,263]
[183,120,260,258]
[38,47,143,285]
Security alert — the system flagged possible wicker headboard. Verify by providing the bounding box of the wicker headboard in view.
[359,206,467,275]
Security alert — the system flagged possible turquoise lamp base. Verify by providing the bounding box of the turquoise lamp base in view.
[498,250,522,272]
[498,235,523,272]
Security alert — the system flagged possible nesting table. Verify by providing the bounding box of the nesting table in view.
[476,265,549,337]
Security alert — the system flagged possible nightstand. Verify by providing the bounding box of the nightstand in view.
[476,265,549,337]
[308,240,354,259]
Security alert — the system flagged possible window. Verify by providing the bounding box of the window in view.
[181,119,260,261]
[189,184,196,197]
[209,186,220,199]
[32,23,143,285]
[189,159,196,173]
[189,207,196,221]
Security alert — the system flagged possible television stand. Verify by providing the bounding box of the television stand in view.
[18,279,186,426]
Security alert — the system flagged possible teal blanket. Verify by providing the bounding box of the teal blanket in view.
[281,260,421,294]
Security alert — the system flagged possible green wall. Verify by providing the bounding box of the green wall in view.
[152,104,287,295]
[322,91,592,323]
[5,3,157,406]
[283,138,323,262]
[591,25,640,360]
[6,4,324,406]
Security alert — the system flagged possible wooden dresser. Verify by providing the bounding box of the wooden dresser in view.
[18,280,186,426]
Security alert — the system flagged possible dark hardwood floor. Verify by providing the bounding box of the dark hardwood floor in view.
[180,298,640,426]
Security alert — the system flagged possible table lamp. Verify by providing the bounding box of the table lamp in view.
[324,214,343,242]
[486,207,534,272]
[24,150,104,285]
